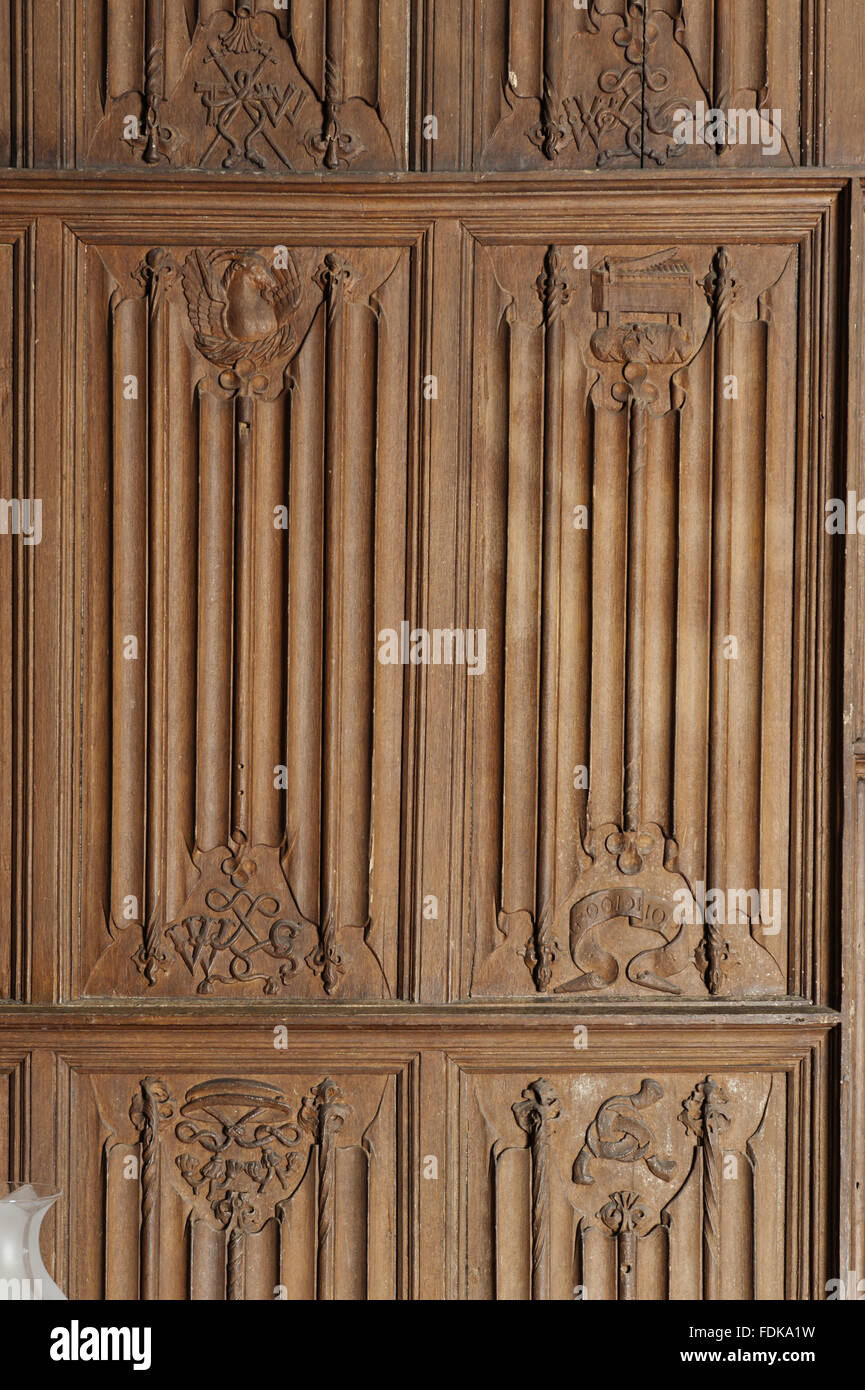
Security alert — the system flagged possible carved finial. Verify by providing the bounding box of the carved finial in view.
[529,76,569,161]
[130,1077,174,1135]
[134,247,179,317]
[299,1077,350,1141]
[679,1075,731,1141]
[219,5,264,56]
[512,1077,563,1136]
[316,252,355,324]
[703,246,736,333]
[536,247,574,325]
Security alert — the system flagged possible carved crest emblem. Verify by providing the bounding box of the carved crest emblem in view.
[181,247,303,372]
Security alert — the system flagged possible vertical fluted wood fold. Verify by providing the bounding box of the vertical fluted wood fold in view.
[725,316,768,915]
[188,1216,224,1300]
[588,406,628,828]
[707,248,736,992]
[339,296,376,932]
[759,265,797,983]
[285,314,324,921]
[110,293,147,938]
[533,248,571,990]
[642,410,679,834]
[557,336,593,896]
[107,1,144,102]
[624,396,648,832]
[368,257,409,985]
[231,392,254,849]
[673,342,713,887]
[143,277,169,979]
[713,0,734,112]
[537,0,565,159]
[618,1222,637,1301]
[195,388,234,853]
[250,395,287,848]
[509,0,541,107]
[318,257,355,992]
[501,315,542,922]
[163,0,189,95]
[164,304,197,918]
[472,271,508,965]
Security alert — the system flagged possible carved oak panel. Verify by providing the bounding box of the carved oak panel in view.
[474,0,800,170]
[463,227,836,1002]
[62,1064,402,1299]
[74,232,418,1001]
[456,1056,825,1299]
[79,1,409,173]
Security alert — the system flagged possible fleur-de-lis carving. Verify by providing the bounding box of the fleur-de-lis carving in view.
[598,1189,651,1234]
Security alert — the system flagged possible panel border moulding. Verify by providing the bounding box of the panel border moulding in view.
[0,174,848,1012]
[840,177,865,1309]
[452,180,845,1009]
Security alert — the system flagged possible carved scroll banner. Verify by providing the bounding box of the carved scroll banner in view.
[80,239,411,1000]
[470,240,797,1001]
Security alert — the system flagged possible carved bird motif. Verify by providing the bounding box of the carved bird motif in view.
[182,247,303,370]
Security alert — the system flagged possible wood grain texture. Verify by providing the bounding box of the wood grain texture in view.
[7,2,865,170]
[0,7,857,1300]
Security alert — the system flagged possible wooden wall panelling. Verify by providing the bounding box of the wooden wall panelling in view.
[448,1019,835,1300]
[9,1,863,171]
[461,186,842,1005]
[458,0,803,171]
[0,171,851,1302]
[5,2,865,170]
[71,218,423,1001]
[840,178,865,1295]
[75,0,409,173]
[15,1023,416,1301]
[0,215,71,1005]
[0,1010,838,1301]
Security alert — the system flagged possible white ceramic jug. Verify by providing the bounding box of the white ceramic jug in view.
[0,1182,67,1300]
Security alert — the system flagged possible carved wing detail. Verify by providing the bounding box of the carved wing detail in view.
[182,248,227,349]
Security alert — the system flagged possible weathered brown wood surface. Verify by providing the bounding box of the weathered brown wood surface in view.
[0,1,862,1300]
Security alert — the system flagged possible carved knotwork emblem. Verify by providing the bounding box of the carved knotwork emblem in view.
[195,7,309,170]
[573,1078,676,1185]
[173,1078,303,1231]
[181,247,303,375]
